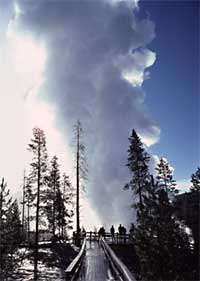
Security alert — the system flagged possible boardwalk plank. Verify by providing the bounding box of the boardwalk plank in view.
[77,241,115,281]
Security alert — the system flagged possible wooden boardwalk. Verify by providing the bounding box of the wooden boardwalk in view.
[76,241,115,281]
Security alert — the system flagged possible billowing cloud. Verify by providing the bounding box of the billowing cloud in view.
[0,0,160,228]
[0,3,72,200]
[176,179,191,193]
[116,48,156,87]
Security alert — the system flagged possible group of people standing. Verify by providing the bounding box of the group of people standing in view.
[74,223,135,242]
[98,223,135,239]
[110,224,127,238]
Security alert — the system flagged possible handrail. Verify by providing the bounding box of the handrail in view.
[101,238,137,281]
[85,231,130,238]
[65,238,86,280]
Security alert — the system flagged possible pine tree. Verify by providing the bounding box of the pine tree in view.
[134,176,192,280]
[46,155,60,238]
[191,166,200,192]
[61,173,74,238]
[189,167,199,278]
[174,168,199,279]
[24,176,35,244]
[0,180,22,279]
[45,159,74,240]
[21,171,26,231]
[156,157,177,196]
[0,178,12,279]
[6,199,22,248]
[28,127,48,280]
[125,129,150,209]
[73,120,88,243]
[55,187,65,237]
[3,200,23,276]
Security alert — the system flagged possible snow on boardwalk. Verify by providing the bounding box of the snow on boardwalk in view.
[77,241,115,281]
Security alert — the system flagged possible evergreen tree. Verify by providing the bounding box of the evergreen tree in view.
[6,199,22,248]
[73,120,88,242]
[28,127,48,280]
[61,173,74,237]
[3,200,23,276]
[188,167,199,278]
[163,167,200,280]
[55,187,65,237]
[125,129,150,209]
[191,166,200,192]
[46,155,60,238]
[24,176,35,244]
[21,171,26,232]
[45,158,74,240]
[0,178,12,279]
[156,157,177,196]
[124,133,192,280]
[0,179,22,279]
[134,176,192,280]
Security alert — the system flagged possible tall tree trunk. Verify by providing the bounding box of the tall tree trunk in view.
[62,181,65,238]
[22,171,26,230]
[52,178,56,238]
[27,201,30,245]
[34,140,41,281]
[76,126,80,237]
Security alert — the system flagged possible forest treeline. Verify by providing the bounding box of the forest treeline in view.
[0,127,199,280]
[0,127,75,280]
[125,129,199,280]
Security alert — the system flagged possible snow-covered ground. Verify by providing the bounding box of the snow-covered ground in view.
[12,259,65,281]
[9,247,70,281]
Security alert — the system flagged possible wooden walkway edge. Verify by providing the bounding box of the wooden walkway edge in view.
[76,241,115,281]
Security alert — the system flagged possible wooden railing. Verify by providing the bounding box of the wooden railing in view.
[66,233,135,281]
[65,238,86,281]
[77,231,133,244]
[101,238,137,281]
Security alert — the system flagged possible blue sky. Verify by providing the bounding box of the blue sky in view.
[139,0,199,180]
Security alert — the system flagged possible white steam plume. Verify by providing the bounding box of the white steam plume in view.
[1,0,160,228]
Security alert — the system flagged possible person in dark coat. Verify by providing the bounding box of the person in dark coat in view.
[98,226,106,239]
[129,223,135,242]
[110,225,115,241]
[130,223,135,236]
[118,224,123,236]
[122,226,127,235]
[101,227,106,238]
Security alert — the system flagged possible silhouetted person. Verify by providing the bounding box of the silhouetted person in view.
[130,223,135,235]
[98,226,105,239]
[110,225,115,241]
[102,227,106,238]
[118,224,123,236]
[129,223,135,242]
[121,226,127,243]
[122,226,127,235]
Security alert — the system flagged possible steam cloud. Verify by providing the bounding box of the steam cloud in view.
[12,0,160,227]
